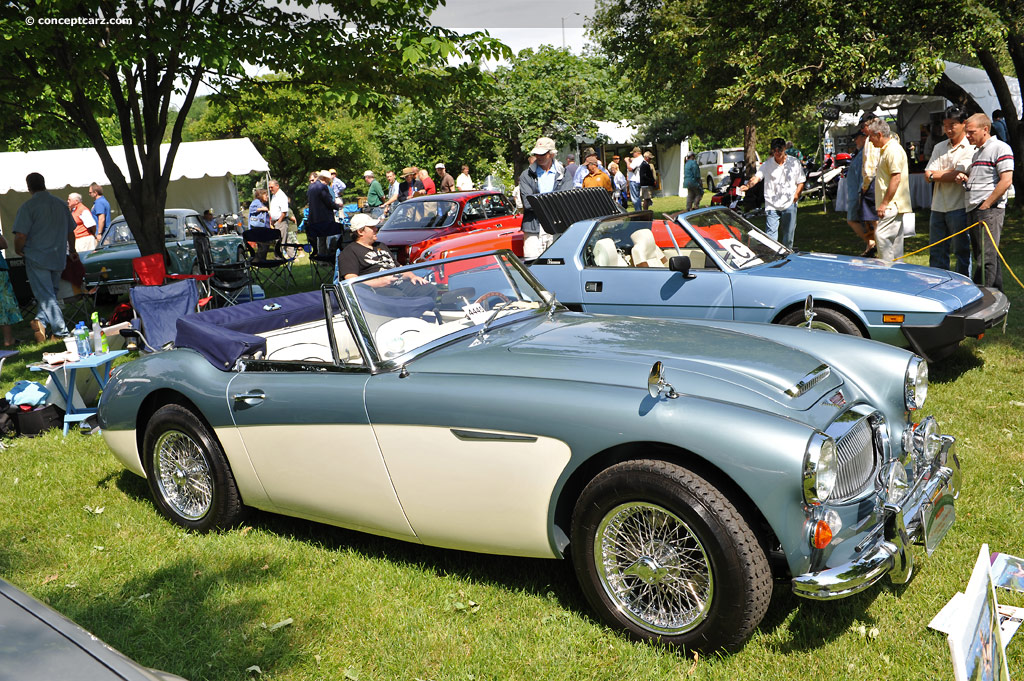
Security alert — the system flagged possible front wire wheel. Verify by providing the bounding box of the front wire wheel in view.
[572,459,771,652]
[595,502,713,634]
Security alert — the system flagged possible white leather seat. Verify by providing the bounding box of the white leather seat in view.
[677,248,707,269]
[592,238,628,267]
[630,229,668,268]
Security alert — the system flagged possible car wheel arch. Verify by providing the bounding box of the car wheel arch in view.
[552,441,783,576]
[134,389,220,463]
[772,299,869,337]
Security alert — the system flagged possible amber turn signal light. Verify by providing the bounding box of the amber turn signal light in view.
[812,520,833,549]
[882,314,905,324]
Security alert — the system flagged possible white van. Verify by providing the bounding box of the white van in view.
[696,148,760,190]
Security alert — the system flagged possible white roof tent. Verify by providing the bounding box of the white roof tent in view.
[835,61,1023,140]
[0,137,269,235]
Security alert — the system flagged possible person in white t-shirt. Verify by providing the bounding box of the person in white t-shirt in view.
[455,164,474,192]
[627,146,643,210]
[740,137,806,248]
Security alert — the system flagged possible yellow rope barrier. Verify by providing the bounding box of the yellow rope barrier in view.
[894,219,1023,291]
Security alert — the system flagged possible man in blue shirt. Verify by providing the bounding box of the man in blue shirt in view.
[88,183,111,242]
[991,110,1009,144]
[572,148,610,188]
[684,152,702,210]
[12,173,78,341]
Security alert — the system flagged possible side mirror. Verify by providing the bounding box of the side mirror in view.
[668,255,696,279]
[647,361,679,399]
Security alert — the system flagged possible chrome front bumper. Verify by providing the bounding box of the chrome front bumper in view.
[792,435,961,600]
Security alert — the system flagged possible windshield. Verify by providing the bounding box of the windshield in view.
[99,217,178,248]
[344,253,548,361]
[723,150,745,164]
[379,200,459,231]
[678,208,789,270]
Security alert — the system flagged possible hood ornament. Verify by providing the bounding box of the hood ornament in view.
[647,361,679,399]
[804,294,816,330]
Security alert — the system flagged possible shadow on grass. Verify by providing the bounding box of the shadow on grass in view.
[929,343,985,383]
[44,557,296,680]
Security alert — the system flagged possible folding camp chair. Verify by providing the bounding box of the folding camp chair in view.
[210,261,257,307]
[132,253,213,304]
[7,259,37,320]
[241,227,297,291]
[128,277,202,352]
[304,221,343,286]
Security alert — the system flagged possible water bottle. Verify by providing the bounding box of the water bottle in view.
[75,322,90,357]
[91,311,107,353]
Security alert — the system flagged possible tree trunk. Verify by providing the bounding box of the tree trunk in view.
[977,48,1023,212]
[742,124,758,178]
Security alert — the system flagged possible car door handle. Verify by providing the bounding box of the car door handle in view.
[585,281,603,292]
[233,390,265,405]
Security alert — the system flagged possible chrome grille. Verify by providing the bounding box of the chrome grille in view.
[833,416,876,500]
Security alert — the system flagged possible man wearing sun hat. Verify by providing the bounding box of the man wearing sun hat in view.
[398,166,422,203]
[518,136,574,259]
[363,170,385,209]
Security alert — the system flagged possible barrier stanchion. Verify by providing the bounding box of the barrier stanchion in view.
[895,219,1021,291]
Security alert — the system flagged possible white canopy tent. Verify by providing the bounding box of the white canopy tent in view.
[0,138,269,237]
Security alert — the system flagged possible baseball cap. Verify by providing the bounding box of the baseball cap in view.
[363,170,375,177]
[529,137,557,155]
[435,162,445,169]
[349,213,381,232]
[329,168,338,175]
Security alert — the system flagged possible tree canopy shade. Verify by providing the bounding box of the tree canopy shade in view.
[589,0,1024,185]
[0,0,508,255]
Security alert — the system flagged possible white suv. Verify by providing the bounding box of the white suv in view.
[696,148,760,190]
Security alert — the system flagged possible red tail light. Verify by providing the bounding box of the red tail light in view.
[717,164,723,176]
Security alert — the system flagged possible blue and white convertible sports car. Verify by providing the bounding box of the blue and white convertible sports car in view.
[99,250,960,652]
[529,206,1009,361]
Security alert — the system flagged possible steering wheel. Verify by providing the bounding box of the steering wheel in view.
[473,291,511,309]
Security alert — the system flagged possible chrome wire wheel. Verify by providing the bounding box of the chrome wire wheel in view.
[797,320,840,333]
[594,501,713,635]
[153,429,213,521]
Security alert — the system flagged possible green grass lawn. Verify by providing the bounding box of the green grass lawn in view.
[1,208,1023,680]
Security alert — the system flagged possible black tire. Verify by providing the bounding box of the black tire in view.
[571,459,771,653]
[706,176,715,191]
[142,403,245,532]
[777,306,862,335]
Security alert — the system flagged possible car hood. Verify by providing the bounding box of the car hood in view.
[753,252,952,296]
[82,243,141,268]
[377,228,446,248]
[421,314,844,413]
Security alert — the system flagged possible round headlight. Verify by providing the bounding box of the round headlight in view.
[912,416,942,465]
[905,356,928,411]
[803,433,838,504]
[882,459,910,505]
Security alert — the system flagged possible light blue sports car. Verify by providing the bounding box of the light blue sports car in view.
[99,251,959,653]
[530,206,1009,361]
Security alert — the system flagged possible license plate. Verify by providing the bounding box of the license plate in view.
[107,284,130,295]
[921,487,956,556]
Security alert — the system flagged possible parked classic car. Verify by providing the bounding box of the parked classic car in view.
[419,204,1008,361]
[99,250,960,652]
[0,577,186,680]
[375,190,521,264]
[83,209,245,300]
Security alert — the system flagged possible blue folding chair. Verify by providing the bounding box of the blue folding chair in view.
[128,278,201,352]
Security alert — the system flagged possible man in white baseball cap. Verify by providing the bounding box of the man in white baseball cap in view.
[518,136,573,258]
[434,162,455,193]
[336,213,431,292]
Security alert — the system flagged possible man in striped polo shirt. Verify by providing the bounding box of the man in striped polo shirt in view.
[957,113,1014,290]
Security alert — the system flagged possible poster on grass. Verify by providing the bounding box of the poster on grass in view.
[948,544,1010,681]
[991,552,1024,594]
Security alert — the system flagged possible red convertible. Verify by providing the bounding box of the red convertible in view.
[376,191,521,264]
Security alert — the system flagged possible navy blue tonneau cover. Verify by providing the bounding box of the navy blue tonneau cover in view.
[176,290,325,369]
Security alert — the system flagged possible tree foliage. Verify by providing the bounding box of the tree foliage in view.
[591,0,1024,193]
[379,46,638,178]
[0,0,507,255]
[184,79,383,205]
